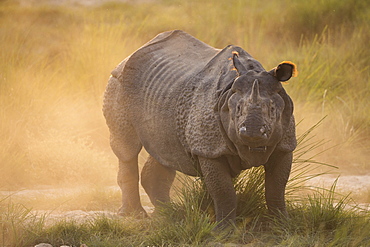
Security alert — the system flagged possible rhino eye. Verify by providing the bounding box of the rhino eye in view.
[271,106,279,119]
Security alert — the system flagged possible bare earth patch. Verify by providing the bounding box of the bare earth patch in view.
[2,174,369,223]
[1,185,154,224]
[306,175,370,197]
[304,174,370,211]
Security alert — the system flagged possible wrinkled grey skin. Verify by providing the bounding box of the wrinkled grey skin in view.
[103,30,297,227]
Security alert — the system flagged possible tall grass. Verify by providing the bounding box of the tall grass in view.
[0,198,46,246]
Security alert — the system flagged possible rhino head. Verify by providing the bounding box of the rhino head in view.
[217,52,297,167]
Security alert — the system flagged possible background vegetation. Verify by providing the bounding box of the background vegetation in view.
[0,0,369,246]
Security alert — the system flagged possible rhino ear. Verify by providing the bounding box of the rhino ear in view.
[270,61,298,82]
[232,51,248,76]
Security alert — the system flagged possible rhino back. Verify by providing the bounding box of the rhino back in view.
[122,30,218,115]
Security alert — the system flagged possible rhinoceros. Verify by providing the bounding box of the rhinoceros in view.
[103,30,297,227]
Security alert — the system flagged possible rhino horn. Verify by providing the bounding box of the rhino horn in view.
[250,79,261,103]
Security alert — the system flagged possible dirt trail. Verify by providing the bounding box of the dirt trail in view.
[306,175,370,196]
[1,185,154,224]
[2,174,369,223]
[305,174,370,210]
[4,175,369,201]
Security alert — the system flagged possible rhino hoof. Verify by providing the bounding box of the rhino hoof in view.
[117,207,148,218]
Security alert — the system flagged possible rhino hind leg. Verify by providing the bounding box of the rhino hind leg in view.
[110,124,146,218]
[141,155,176,209]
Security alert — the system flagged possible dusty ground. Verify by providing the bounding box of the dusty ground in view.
[2,174,369,223]
[307,175,370,197]
[305,175,370,211]
[1,185,153,225]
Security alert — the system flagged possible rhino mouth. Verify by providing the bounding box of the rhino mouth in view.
[248,146,267,153]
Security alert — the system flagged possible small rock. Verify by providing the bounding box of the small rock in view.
[34,244,53,247]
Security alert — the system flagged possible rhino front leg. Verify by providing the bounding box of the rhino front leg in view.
[264,151,292,217]
[198,157,236,227]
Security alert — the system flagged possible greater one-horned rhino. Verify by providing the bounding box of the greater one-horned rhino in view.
[103,30,297,227]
